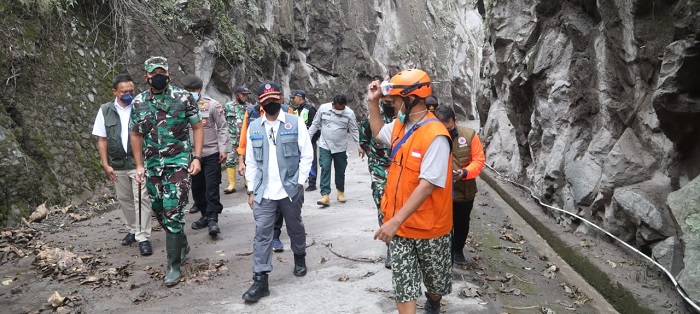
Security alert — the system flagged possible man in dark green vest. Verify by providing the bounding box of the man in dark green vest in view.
[434,105,486,264]
[92,74,153,256]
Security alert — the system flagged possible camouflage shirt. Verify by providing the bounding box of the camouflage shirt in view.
[359,109,394,212]
[359,111,393,174]
[129,85,201,173]
[223,100,248,149]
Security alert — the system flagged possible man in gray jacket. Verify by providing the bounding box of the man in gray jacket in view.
[308,94,364,207]
[181,75,229,237]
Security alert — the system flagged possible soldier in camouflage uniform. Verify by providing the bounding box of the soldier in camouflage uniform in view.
[223,86,251,194]
[359,98,396,269]
[130,56,204,287]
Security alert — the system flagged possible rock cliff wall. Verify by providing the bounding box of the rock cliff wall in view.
[478,0,700,303]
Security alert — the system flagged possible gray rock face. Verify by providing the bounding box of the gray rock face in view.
[652,236,684,277]
[668,176,700,303]
[478,0,700,302]
[609,179,675,245]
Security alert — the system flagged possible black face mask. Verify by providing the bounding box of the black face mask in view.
[449,128,459,139]
[236,97,246,104]
[148,74,170,91]
[264,102,282,116]
[382,105,396,118]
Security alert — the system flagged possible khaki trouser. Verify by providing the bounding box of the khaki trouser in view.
[114,169,152,242]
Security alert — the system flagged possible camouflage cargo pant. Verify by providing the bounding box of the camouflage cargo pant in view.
[145,166,191,234]
[371,177,386,225]
[225,151,238,168]
[390,233,452,303]
[368,164,387,223]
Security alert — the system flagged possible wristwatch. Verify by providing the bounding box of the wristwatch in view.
[192,155,202,162]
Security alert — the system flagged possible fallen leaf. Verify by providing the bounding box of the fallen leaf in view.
[320,257,328,264]
[338,274,349,282]
[606,260,617,268]
[2,279,12,285]
[47,291,66,308]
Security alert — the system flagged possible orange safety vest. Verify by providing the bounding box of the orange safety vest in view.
[381,112,453,239]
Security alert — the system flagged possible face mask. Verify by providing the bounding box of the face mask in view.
[119,93,134,106]
[236,97,246,104]
[382,105,395,118]
[191,92,200,102]
[148,74,170,90]
[264,102,282,116]
[449,128,459,139]
[397,103,408,123]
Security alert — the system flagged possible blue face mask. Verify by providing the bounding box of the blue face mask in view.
[191,92,200,102]
[119,93,134,106]
[397,103,407,123]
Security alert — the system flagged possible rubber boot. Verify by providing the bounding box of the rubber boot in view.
[224,168,236,194]
[242,273,270,302]
[317,195,330,207]
[164,233,184,287]
[423,292,441,314]
[294,253,307,277]
[182,232,190,261]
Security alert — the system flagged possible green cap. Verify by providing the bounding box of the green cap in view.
[144,56,169,72]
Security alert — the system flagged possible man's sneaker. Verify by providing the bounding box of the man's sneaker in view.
[272,239,284,252]
[191,216,209,230]
[121,233,136,246]
[208,220,221,237]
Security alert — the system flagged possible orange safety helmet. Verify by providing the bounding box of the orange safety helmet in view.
[382,69,432,99]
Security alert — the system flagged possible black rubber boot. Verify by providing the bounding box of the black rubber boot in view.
[242,273,270,302]
[293,253,307,277]
[181,232,190,261]
[423,292,441,314]
[164,233,184,287]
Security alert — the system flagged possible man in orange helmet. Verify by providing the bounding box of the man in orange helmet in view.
[368,69,453,314]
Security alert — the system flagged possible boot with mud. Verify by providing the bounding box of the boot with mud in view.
[242,273,270,302]
[337,191,347,203]
[317,194,330,207]
[181,232,190,260]
[293,253,307,277]
[223,168,237,194]
[423,292,442,314]
[164,232,184,287]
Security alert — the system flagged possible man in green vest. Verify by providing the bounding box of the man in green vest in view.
[434,105,486,264]
[92,74,153,256]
